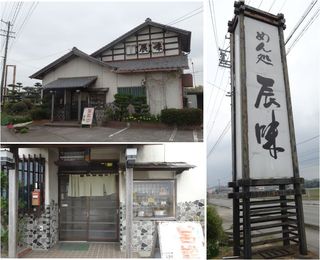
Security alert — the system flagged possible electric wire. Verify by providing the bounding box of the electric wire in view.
[167,6,202,25]
[258,0,264,9]
[207,120,231,158]
[168,10,203,26]
[286,6,320,55]
[297,135,320,145]
[285,0,318,45]
[208,0,219,56]
[268,0,276,12]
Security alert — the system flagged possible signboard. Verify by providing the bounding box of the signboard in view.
[81,107,95,127]
[158,222,205,259]
[234,16,293,179]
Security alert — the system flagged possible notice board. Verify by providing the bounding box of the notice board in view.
[158,221,205,259]
[81,107,95,127]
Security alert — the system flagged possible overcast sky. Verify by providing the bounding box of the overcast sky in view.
[0,0,203,87]
[206,0,319,187]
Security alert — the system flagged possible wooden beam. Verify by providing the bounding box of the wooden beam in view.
[125,167,133,258]
[8,147,18,258]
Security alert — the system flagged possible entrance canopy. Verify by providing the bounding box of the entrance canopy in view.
[43,76,97,89]
[120,162,195,174]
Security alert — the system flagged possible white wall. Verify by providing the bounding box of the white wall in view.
[163,143,205,203]
[146,71,183,115]
[42,57,183,114]
[47,148,59,204]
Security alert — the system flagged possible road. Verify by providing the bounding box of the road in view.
[209,198,319,256]
[208,197,319,227]
[1,125,203,142]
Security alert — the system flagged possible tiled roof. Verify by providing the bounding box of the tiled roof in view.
[30,47,114,80]
[43,76,97,89]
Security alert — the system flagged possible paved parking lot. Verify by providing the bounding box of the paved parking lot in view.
[1,125,203,142]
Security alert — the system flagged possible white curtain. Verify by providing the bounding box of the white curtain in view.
[68,175,116,197]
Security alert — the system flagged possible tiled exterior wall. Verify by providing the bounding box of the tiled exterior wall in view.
[119,199,204,254]
[21,202,58,250]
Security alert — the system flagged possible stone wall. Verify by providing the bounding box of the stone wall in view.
[21,202,58,250]
[119,199,205,254]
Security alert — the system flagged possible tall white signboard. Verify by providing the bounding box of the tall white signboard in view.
[234,16,293,179]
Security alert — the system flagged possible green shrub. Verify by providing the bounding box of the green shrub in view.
[10,101,29,114]
[30,107,49,120]
[19,128,29,134]
[207,206,227,259]
[160,108,202,126]
[1,115,32,126]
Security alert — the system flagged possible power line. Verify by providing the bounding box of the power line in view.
[208,0,219,56]
[11,2,23,26]
[278,0,287,13]
[297,135,320,145]
[8,2,38,52]
[206,77,230,139]
[285,0,318,45]
[286,6,320,55]
[268,0,276,12]
[207,120,231,158]
[169,10,203,26]
[167,6,202,25]
[258,0,264,9]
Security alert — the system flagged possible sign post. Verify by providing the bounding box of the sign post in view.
[228,1,307,258]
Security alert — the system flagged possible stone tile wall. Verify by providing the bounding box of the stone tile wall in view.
[21,202,58,250]
[119,199,205,254]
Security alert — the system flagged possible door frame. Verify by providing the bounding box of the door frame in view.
[58,173,120,242]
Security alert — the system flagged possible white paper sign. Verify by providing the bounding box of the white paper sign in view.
[234,17,293,179]
[81,107,95,125]
[158,222,205,259]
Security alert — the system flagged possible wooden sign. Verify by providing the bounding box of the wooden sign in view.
[158,222,205,259]
[231,9,296,180]
[81,107,95,127]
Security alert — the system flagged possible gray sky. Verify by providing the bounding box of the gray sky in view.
[0,1,203,87]
[206,0,320,187]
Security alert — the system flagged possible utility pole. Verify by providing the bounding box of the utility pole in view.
[0,20,15,104]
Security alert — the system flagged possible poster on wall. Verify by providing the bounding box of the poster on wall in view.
[158,222,205,259]
[81,107,95,127]
[234,16,293,179]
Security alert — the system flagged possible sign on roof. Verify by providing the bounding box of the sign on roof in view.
[158,222,205,259]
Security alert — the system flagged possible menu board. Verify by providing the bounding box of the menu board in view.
[158,222,205,259]
[81,107,95,126]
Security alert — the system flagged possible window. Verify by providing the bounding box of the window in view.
[138,43,149,54]
[133,180,175,219]
[89,93,106,109]
[18,155,45,212]
[152,41,164,53]
[126,45,136,55]
[117,86,146,97]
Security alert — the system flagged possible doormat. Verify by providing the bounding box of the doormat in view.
[59,243,89,251]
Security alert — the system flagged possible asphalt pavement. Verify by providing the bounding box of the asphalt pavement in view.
[1,125,203,142]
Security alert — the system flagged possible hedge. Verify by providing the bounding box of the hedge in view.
[1,115,32,126]
[160,108,202,126]
[30,107,50,120]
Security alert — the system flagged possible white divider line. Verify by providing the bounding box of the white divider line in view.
[193,130,198,142]
[169,127,177,141]
[108,127,130,138]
